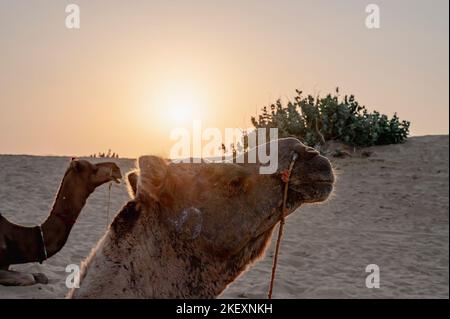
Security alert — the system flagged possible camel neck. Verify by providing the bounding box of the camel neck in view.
[72,203,235,298]
[41,173,93,259]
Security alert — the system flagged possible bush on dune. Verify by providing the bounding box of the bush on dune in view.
[251,88,410,147]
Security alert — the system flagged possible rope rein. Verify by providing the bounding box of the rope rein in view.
[37,225,48,264]
[268,152,298,299]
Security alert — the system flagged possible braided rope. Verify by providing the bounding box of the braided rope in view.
[268,153,298,299]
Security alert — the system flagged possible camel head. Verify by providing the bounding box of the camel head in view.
[66,159,122,191]
[123,138,333,273]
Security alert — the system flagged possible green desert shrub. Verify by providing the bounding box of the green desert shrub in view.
[251,88,410,147]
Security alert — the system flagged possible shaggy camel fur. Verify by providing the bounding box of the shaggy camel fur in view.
[0,159,122,286]
[69,138,334,298]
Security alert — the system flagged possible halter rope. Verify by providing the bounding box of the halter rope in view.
[268,152,298,299]
[37,225,48,263]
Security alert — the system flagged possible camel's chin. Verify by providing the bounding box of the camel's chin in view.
[291,183,333,204]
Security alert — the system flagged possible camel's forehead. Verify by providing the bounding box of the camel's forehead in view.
[169,162,204,173]
[167,163,255,189]
[169,162,225,178]
[171,160,255,171]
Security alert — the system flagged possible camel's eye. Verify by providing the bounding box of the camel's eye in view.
[227,177,249,197]
[229,178,241,188]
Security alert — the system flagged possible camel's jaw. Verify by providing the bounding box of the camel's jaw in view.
[244,178,334,257]
[289,181,334,204]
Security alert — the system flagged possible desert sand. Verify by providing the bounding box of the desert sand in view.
[0,135,448,299]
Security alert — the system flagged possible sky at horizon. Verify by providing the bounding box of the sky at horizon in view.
[0,0,448,157]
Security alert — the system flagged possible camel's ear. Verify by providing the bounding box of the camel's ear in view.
[137,156,169,202]
[70,158,81,172]
[126,170,138,198]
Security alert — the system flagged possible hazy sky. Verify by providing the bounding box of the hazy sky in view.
[0,0,448,157]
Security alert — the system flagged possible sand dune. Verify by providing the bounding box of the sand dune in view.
[0,135,448,298]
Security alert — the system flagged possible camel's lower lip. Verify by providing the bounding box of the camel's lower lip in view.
[291,181,334,188]
[305,180,333,184]
[289,182,334,201]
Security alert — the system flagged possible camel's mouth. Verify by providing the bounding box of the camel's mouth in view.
[292,179,334,185]
[111,168,123,184]
[289,176,334,191]
[111,173,122,184]
[290,182,334,203]
[287,154,335,202]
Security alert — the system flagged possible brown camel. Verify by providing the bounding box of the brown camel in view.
[69,138,334,298]
[0,159,122,286]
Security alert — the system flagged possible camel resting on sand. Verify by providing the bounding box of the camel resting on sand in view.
[0,159,122,286]
[69,138,334,298]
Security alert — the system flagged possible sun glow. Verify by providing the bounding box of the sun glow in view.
[167,98,195,124]
[135,74,217,153]
[154,82,207,127]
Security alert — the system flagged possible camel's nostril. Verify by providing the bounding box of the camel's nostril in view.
[303,147,319,160]
[294,144,319,160]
